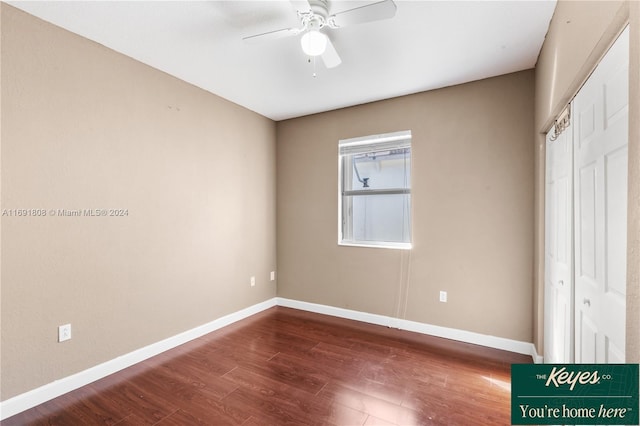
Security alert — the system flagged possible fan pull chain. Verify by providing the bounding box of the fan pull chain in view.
[308,56,318,78]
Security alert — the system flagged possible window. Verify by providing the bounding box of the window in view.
[338,130,412,249]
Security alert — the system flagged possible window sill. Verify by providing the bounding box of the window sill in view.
[338,241,412,250]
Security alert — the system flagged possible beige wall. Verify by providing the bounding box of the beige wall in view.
[277,70,535,342]
[0,5,277,400]
[533,0,640,361]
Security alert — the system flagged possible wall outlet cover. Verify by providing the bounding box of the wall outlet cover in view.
[58,324,71,342]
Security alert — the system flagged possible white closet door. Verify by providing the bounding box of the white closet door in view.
[573,27,628,364]
[544,122,574,363]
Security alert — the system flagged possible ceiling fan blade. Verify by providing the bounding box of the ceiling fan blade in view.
[243,27,301,44]
[329,0,397,28]
[321,37,342,69]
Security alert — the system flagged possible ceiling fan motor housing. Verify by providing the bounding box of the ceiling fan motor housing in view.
[309,0,329,19]
[303,0,332,30]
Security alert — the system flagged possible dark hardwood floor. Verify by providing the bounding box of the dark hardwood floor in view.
[2,306,531,425]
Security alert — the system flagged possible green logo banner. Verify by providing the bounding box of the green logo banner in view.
[511,364,639,425]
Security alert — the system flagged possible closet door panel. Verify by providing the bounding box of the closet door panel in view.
[544,127,574,363]
[573,26,628,363]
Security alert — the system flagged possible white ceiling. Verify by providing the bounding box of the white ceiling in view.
[9,1,557,121]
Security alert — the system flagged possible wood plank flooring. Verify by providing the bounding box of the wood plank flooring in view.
[2,306,531,425]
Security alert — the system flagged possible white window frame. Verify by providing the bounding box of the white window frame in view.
[338,130,412,250]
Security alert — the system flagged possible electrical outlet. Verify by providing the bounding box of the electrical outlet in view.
[58,324,71,342]
[270,271,275,281]
[439,291,447,303]
[250,276,256,287]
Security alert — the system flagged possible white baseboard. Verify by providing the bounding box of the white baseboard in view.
[1,296,541,420]
[0,298,278,421]
[276,297,541,362]
[532,348,544,364]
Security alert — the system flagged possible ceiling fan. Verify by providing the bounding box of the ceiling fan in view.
[243,0,397,69]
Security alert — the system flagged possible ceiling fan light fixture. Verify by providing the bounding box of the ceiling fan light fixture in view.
[300,29,327,56]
